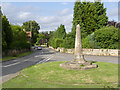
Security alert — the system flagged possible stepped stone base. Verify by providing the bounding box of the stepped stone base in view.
[60,61,98,70]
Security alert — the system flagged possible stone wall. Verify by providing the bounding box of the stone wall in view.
[49,46,119,56]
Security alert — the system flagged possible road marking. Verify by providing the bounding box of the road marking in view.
[3,62,21,67]
[2,50,55,67]
[3,58,31,67]
[37,55,54,64]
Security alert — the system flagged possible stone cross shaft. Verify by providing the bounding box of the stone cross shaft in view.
[74,24,86,63]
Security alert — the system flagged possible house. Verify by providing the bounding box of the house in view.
[23,29,32,37]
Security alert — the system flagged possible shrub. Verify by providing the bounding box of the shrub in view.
[82,26,118,49]
[53,38,63,48]
[94,26,118,49]
[63,36,75,49]
[10,41,30,50]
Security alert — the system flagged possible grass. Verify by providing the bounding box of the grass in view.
[2,61,118,88]
[2,51,34,62]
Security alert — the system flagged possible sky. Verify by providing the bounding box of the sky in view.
[1,1,119,33]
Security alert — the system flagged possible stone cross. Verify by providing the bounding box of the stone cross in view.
[74,24,86,64]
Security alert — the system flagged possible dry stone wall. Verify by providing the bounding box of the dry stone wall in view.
[49,46,119,56]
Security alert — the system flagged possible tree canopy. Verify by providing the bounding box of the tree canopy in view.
[72,1,108,38]
[2,15,13,50]
[22,20,40,44]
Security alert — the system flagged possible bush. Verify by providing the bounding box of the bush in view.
[53,38,63,48]
[82,32,98,49]
[82,26,119,49]
[63,37,75,49]
[94,26,118,49]
[10,41,30,50]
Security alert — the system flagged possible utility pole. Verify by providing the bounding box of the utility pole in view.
[30,21,32,50]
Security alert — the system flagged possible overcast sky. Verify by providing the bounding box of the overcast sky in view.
[1,1,119,33]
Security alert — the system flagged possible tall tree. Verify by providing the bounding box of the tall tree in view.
[48,24,67,48]
[94,1,108,29]
[10,25,29,50]
[0,7,2,52]
[54,24,66,39]
[22,20,40,44]
[2,15,13,51]
[72,1,108,38]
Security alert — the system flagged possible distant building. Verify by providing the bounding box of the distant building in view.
[23,29,32,37]
[23,29,32,42]
[108,21,120,29]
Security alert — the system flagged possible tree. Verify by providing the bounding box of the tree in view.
[10,25,30,49]
[72,1,108,38]
[22,20,40,44]
[2,15,13,51]
[36,33,45,45]
[48,24,67,48]
[54,24,66,39]
[82,26,119,49]
[94,1,108,29]
[93,26,118,49]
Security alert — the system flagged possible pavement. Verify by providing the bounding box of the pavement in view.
[1,47,119,84]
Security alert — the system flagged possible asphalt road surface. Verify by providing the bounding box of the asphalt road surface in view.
[1,47,119,84]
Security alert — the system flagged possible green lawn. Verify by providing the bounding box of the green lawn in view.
[2,51,33,62]
[2,61,118,88]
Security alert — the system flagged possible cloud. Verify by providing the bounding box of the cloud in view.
[18,12,32,19]
[107,7,118,21]
[60,8,71,15]
[36,14,73,33]
[1,2,74,33]
[1,3,73,33]
[61,2,69,5]
[102,0,119,2]
[107,8,118,17]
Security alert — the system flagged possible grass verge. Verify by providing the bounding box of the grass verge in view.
[2,51,34,62]
[2,61,118,88]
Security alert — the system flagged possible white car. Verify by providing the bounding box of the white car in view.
[32,46,38,49]
[37,46,42,50]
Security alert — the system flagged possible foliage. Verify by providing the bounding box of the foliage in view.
[36,33,45,45]
[72,1,108,38]
[82,26,119,49]
[54,24,66,39]
[10,25,30,50]
[63,33,75,49]
[49,24,66,48]
[56,1,108,49]
[22,20,40,44]
[2,15,13,51]
[53,38,64,48]
[36,31,51,46]
[93,26,118,49]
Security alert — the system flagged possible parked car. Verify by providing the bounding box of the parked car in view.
[37,46,42,50]
[32,46,38,49]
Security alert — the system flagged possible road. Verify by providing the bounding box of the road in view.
[1,47,119,84]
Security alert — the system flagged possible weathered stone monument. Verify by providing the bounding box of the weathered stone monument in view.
[60,24,98,70]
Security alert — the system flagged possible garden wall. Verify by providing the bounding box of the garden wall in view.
[2,49,30,57]
[49,46,119,56]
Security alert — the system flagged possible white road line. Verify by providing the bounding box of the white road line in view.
[37,55,54,64]
[22,59,30,62]
[2,51,55,67]
[3,62,21,67]
[3,58,30,68]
